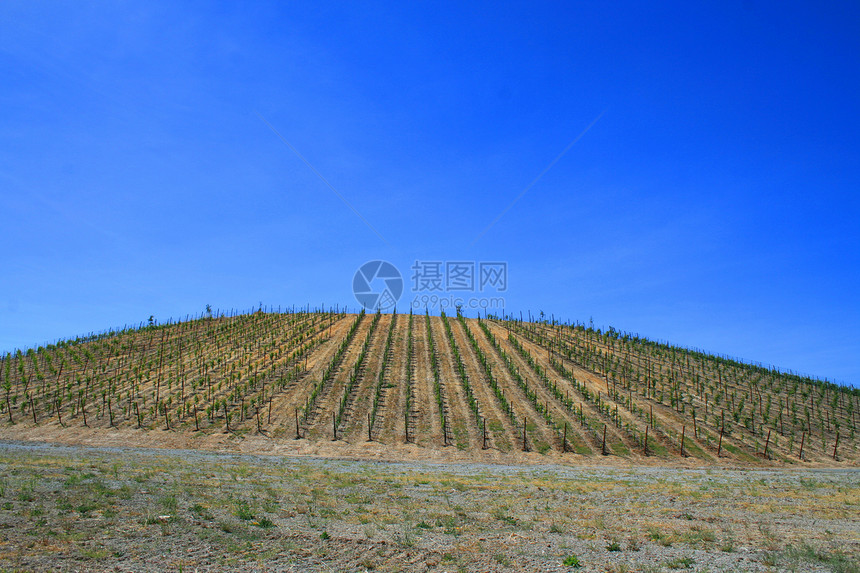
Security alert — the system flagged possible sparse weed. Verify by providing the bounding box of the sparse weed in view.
[79,547,110,560]
[159,494,177,513]
[767,542,859,573]
[626,535,641,551]
[190,503,212,520]
[235,502,254,521]
[255,517,275,529]
[664,556,695,569]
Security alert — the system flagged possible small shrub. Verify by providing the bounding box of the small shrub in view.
[606,540,622,552]
[235,502,254,521]
[320,530,330,540]
[664,556,695,569]
[77,502,98,515]
[219,520,237,533]
[159,495,177,513]
[492,506,518,526]
[190,503,212,520]
[626,535,641,552]
[563,554,582,568]
[80,548,110,560]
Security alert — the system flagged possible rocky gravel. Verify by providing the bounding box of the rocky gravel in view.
[0,440,856,572]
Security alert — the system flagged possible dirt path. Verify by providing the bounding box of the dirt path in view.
[481,324,593,454]
[450,318,519,452]
[340,314,390,442]
[485,322,621,454]
[477,321,595,455]
[431,317,481,451]
[506,326,643,456]
[264,315,355,436]
[468,322,558,453]
[303,315,375,439]
[533,322,800,463]
[529,322,751,463]
[378,313,408,443]
[411,315,444,447]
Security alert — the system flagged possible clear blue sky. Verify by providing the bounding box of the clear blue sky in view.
[1,2,858,385]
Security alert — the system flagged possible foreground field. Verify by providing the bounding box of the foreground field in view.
[0,441,856,572]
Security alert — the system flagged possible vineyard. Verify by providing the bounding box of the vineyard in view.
[1,308,857,465]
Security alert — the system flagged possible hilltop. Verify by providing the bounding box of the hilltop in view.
[1,309,856,466]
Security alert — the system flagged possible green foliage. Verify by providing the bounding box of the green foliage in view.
[235,502,254,521]
[664,556,695,569]
[255,517,275,529]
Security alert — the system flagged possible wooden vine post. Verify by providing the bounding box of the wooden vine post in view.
[717,426,723,457]
[562,422,567,453]
[799,431,806,460]
[601,424,608,455]
[522,420,528,452]
[763,429,771,458]
[680,425,686,457]
[644,426,649,456]
[483,418,488,450]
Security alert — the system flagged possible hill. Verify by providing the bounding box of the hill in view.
[1,308,856,466]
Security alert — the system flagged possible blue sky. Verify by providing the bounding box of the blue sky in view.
[1,2,858,385]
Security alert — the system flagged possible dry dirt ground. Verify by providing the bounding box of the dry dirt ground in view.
[0,432,857,572]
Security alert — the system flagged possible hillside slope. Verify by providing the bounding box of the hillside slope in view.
[1,309,856,465]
